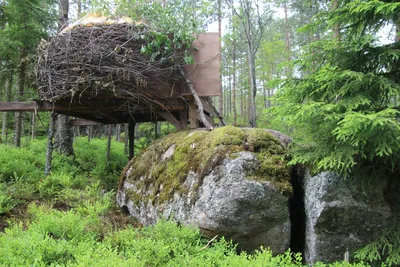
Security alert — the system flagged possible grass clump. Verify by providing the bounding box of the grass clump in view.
[122,126,292,204]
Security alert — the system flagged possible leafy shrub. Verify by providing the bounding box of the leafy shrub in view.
[0,211,370,267]
[38,172,86,198]
[0,183,16,214]
[74,137,128,190]
[0,144,43,182]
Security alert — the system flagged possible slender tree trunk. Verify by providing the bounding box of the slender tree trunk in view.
[2,73,12,143]
[227,72,231,120]
[106,124,112,165]
[15,49,27,148]
[247,46,257,127]
[77,0,81,17]
[87,126,92,142]
[332,0,340,41]
[263,80,267,109]
[232,23,237,126]
[73,125,80,139]
[218,0,223,120]
[283,0,292,75]
[45,112,56,176]
[115,124,121,141]
[394,17,400,106]
[240,61,244,126]
[242,9,257,128]
[124,123,128,156]
[31,113,36,140]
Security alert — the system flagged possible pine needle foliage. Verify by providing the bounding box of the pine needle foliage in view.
[273,0,400,178]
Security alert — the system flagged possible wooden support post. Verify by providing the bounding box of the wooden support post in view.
[158,112,180,129]
[179,109,188,130]
[128,118,135,160]
[207,99,226,126]
[188,101,199,129]
[44,112,56,176]
[71,119,102,126]
[205,113,213,127]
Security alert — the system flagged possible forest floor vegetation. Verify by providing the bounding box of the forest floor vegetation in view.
[0,137,370,266]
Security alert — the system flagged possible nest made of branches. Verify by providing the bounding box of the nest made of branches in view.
[36,23,188,106]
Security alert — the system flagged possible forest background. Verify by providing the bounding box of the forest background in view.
[1,0,400,266]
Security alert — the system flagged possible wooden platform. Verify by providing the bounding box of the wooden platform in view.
[0,96,215,129]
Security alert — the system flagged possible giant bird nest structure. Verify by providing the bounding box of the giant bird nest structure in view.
[36,20,191,113]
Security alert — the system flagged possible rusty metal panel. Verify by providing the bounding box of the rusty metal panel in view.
[184,32,221,97]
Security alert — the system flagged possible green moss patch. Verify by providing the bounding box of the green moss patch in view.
[120,126,292,204]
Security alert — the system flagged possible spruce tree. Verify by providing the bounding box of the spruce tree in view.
[274,1,400,178]
[274,1,400,264]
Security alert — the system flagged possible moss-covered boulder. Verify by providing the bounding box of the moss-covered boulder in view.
[117,126,292,252]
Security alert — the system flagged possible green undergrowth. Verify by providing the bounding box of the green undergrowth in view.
[0,132,372,266]
[0,201,369,266]
[0,137,128,216]
[121,126,292,205]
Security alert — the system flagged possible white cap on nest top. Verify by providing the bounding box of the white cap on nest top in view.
[61,13,137,33]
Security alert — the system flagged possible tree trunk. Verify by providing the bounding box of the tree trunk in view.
[31,113,36,140]
[128,119,135,160]
[283,0,292,76]
[247,45,257,128]
[332,0,340,41]
[77,0,81,17]
[58,0,69,31]
[124,123,128,156]
[1,73,12,143]
[87,126,92,142]
[56,115,74,156]
[263,80,267,109]
[154,122,161,138]
[56,0,74,156]
[115,124,121,141]
[240,61,245,126]
[45,112,56,176]
[106,124,112,165]
[15,49,27,148]
[232,14,237,126]
[218,0,223,120]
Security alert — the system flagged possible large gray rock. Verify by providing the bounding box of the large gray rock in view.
[117,127,292,253]
[304,171,392,264]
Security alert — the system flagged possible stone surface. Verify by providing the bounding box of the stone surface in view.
[304,171,392,264]
[117,127,291,253]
